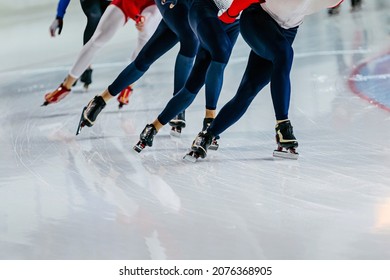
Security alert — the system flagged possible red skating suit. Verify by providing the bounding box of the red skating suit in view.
[112,0,156,21]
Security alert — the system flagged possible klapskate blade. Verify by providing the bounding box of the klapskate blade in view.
[133,146,142,153]
[169,128,181,138]
[273,150,299,160]
[208,143,219,151]
[76,107,87,135]
[76,120,84,135]
[183,152,198,163]
[133,142,144,153]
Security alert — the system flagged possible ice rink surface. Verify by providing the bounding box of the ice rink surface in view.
[0,1,389,259]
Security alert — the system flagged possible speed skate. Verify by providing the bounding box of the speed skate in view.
[183,150,202,163]
[133,124,157,153]
[169,111,186,137]
[273,120,299,160]
[273,146,299,160]
[183,131,212,162]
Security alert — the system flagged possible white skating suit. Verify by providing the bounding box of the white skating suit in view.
[212,0,234,10]
[69,0,161,79]
[260,0,344,28]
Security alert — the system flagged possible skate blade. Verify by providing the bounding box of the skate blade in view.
[133,142,145,153]
[192,145,207,158]
[208,145,218,151]
[183,151,199,163]
[208,141,219,151]
[76,107,88,135]
[170,128,181,138]
[76,120,85,136]
[273,150,299,160]
[169,120,186,127]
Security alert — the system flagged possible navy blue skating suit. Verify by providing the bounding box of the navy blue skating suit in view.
[107,0,199,98]
[155,0,240,125]
[205,0,343,137]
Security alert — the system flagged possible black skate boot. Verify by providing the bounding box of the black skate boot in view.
[351,0,362,12]
[80,68,93,90]
[133,124,157,153]
[169,111,186,137]
[273,120,299,159]
[76,96,106,135]
[183,131,213,162]
[202,118,220,150]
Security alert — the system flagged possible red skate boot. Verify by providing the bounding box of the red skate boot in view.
[117,85,133,109]
[42,83,71,106]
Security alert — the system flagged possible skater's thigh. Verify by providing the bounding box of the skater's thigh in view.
[238,50,273,99]
[141,5,162,34]
[240,6,288,61]
[195,18,234,63]
[162,4,198,57]
[90,5,125,44]
[137,5,162,42]
[80,0,105,18]
[185,47,211,93]
[188,0,218,29]
[224,20,240,47]
[188,1,234,62]
[80,0,107,43]
[133,20,179,70]
[99,0,110,11]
